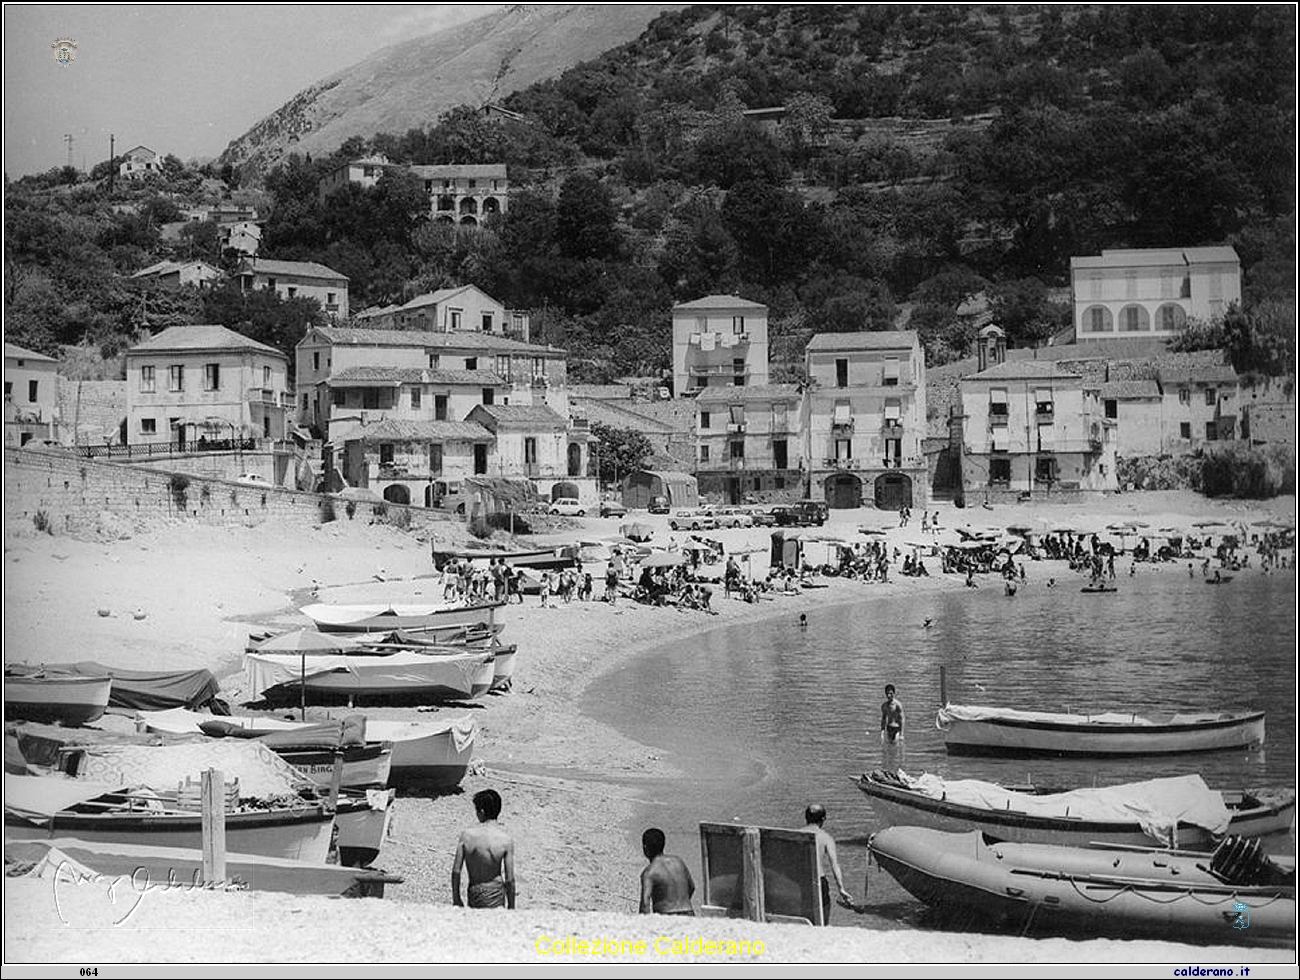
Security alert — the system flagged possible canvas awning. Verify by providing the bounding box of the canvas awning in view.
[5,774,128,821]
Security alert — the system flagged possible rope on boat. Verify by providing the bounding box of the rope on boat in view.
[1061,876,1294,908]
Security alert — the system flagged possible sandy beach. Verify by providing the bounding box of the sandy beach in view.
[4,490,1296,966]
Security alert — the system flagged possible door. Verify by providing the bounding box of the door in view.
[873,473,913,511]
[473,443,488,475]
[824,473,862,509]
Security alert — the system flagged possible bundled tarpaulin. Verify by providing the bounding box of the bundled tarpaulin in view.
[893,772,1232,847]
[65,661,224,712]
[243,649,488,700]
[140,707,367,751]
[6,720,203,772]
[70,739,316,799]
[5,774,128,823]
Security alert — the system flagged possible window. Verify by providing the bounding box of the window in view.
[465,357,478,370]
[263,416,271,438]
[1205,421,1217,442]
[435,395,448,421]
[267,278,277,291]
[1037,424,1054,451]
[1084,306,1112,333]
[1120,305,1149,332]
[773,439,788,469]
[729,405,745,426]
[468,179,477,190]
[883,357,900,386]
[835,438,852,461]
[204,364,220,391]
[429,354,440,370]
[884,437,901,464]
[989,388,1008,417]
[1180,422,1192,439]
[1035,388,1053,415]
[835,358,849,388]
[482,313,493,332]
[700,445,710,463]
[1178,387,1190,405]
[313,352,320,372]
[1204,388,1216,406]
[302,394,309,410]
[833,400,852,425]
[450,310,462,330]
[140,417,157,435]
[327,292,336,305]
[379,443,394,464]
[990,457,1011,486]
[363,388,380,410]
[773,402,788,430]
[139,366,156,393]
[532,358,546,380]
[168,365,185,392]
[3,381,10,397]
[331,389,345,406]
[287,287,297,298]
[410,387,422,410]
[733,357,745,376]
[263,366,271,387]
[482,387,495,405]
[430,444,443,476]
[884,398,901,422]
[1157,304,1186,332]
[732,316,745,334]
[1104,399,1118,419]
[991,425,1009,451]
[700,411,711,429]
[730,441,745,459]
[496,355,511,380]
[1035,457,1057,483]
[524,437,537,465]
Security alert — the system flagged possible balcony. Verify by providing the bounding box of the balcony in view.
[524,462,541,477]
[832,418,854,432]
[691,365,749,379]
[881,421,903,437]
[726,422,746,434]
[822,457,860,470]
[728,457,746,471]
[248,388,281,405]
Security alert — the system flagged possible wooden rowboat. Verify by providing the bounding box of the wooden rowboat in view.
[4,669,112,727]
[868,826,1295,947]
[854,771,1295,850]
[936,702,1266,757]
[301,601,503,634]
[8,837,402,898]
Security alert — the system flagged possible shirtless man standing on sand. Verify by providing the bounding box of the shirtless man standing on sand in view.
[639,828,695,915]
[452,789,516,909]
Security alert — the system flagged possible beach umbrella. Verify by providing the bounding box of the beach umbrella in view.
[621,523,654,542]
[1128,521,1151,528]
[257,629,361,654]
[1192,520,1228,529]
[858,526,886,536]
[640,551,687,569]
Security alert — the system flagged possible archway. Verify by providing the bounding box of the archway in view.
[873,473,913,511]
[824,473,862,509]
[482,197,500,215]
[383,484,410,505]
[459,197,478,215]
[551,481,579,502]
[459,215,478,226]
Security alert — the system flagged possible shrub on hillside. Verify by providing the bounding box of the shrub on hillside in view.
[1200,445,1296,498]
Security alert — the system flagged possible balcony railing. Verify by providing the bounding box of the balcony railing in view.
[882,421,903,436]
[728,457,745,470]
[249,388,282,405]
[832,418,854,432]
[690,365,748,378]
[822,457,860,470]
[726,422,746,433]
[524,462,541,477]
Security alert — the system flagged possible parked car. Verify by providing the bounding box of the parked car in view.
[669,509,718,532]
[769,506,801,527]
[647,495,670,515]
[600,501,628,519]
[791,499,829,526]
[714,507,754,529]
[549,498,587,517]
[750,508,782,528]
[235,473,272,487]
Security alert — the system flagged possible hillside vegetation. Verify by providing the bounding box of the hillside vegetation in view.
[5,4,1294,382]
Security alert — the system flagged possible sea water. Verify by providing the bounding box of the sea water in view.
[582,565,1297,932]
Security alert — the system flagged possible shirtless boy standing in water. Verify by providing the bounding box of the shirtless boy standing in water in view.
[639,827,695,915]
[452,789,516,909]
[880,684,906,772]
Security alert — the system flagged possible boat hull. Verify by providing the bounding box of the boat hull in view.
[276,743,392,790]
[869,827,1296,947]
[941,712,1266,757]
[364,720,476,789]
[4,804,336,863]
[7,838,400,897]
[856,777,1296,851]
[4,675,112,727]
[302,602,503,634]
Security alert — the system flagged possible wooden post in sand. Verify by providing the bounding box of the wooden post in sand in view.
[201,768,226,884]
[741,826,765,922]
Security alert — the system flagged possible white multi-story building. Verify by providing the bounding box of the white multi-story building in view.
[672,295,769,398]
[4,343,60,447]
[1069,246,1242,342]
[804,331,927,510]
[237,258,349,321]
[694,384,804,504]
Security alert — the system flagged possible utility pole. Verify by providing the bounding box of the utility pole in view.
[109,133,115,192]
[63,133,75,170]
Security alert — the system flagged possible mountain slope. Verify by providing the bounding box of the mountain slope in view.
[220,3,685,176]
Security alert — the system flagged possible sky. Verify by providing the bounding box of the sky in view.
[2,4,506,178]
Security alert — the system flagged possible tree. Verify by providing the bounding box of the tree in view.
[1220,302,1296,377]
[199,284,326,368]
[556,173,621,261]
[590,422,652,485]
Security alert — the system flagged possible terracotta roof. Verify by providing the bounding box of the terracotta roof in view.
[695,384,802,404]
[1071,246,1240,270]
[408,164,508,179]
[807,330,919,352]
[330,419,491,443]
[242,258,348,281]
[4,343,56,362]
[327,366,506,387]
[961,361,1081,382]
[470,404,569,428]
[1158,364,1239,385]
[673,295,767,312]
[127,324,284,358]
[313,326,561,355]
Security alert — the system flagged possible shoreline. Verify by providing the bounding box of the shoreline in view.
[4,491,1296,963]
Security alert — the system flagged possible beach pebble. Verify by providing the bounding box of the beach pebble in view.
[133,610,147,620]
[97,608,112,617]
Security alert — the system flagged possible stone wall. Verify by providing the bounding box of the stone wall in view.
[4,447,453,540]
